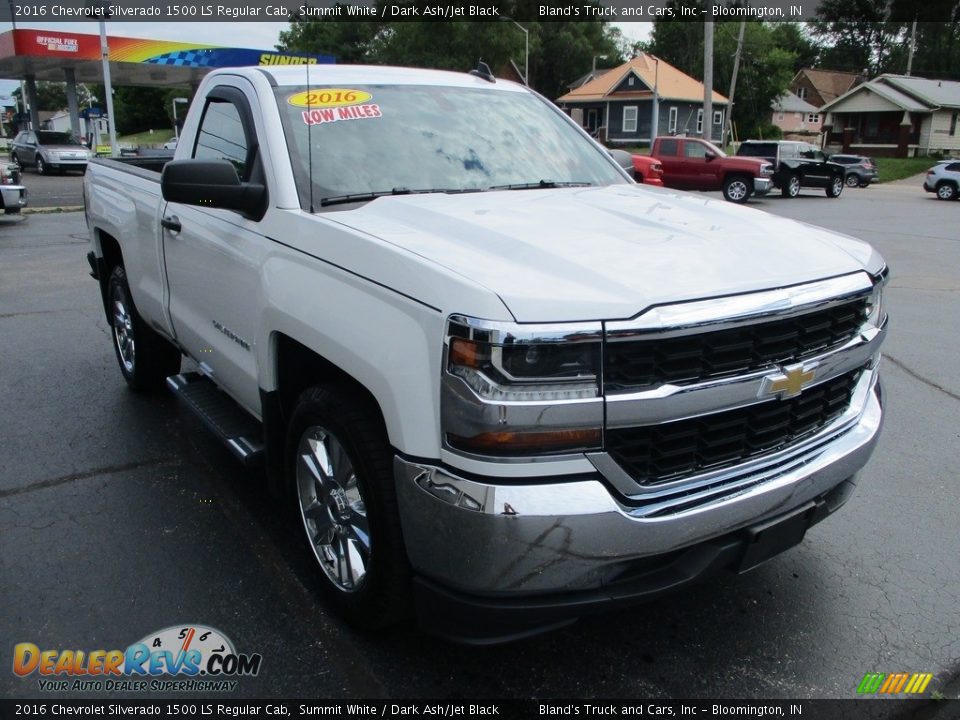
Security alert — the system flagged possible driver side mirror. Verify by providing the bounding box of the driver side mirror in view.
[704,150,716,161]
[161,159,267,220]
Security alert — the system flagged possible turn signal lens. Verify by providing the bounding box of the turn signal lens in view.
[448,428,602,456]
[449,338,485,368]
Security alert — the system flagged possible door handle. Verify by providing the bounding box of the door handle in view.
[161,215,181,233]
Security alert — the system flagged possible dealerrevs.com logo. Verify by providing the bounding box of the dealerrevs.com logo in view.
[13,624,262,692]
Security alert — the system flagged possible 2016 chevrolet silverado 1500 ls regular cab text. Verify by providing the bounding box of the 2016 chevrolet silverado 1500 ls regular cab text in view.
[84,65,888,643]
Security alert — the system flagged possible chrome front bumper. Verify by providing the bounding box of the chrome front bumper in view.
[753,177,774,195]
[0,184,27,210]
[396,371,883,597]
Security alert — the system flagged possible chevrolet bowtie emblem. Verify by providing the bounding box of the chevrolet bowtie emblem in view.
[760,363,818,400]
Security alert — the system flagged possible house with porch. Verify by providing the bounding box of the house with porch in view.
[555,54,728,145]
[819,74,960,157]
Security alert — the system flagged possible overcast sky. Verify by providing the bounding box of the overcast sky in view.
[0,21,652,105]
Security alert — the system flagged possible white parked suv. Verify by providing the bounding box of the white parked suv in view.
[923,160,960,200]
[83,64,889,642]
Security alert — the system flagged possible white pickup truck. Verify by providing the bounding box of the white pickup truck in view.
[84,64,888,642]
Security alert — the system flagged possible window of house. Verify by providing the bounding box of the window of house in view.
[807,113,820,124]
[194,99,250,180]
[628,76,635,86]
[777,112,784,121]
[696,109,704,134]
[623,106,638,133]
[668,107,678,133]
[951,112,958,136]
[797,87,807,100]
[713,111,723,126]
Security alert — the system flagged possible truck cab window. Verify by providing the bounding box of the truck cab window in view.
[684,142,706,159]
[194,100,249,180]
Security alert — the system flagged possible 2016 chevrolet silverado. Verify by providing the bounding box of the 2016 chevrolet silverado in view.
[84,65,888,643]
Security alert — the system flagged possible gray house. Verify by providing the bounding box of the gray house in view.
[556,53,728,145]
[820,74,960,157]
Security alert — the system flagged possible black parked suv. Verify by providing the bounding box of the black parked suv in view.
[737,140,846,199]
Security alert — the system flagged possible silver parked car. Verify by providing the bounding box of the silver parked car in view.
[10,130,92,174]
[830,154,879,188]
[923,160,960,200]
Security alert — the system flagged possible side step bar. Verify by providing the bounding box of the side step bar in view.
[166,372,265,468]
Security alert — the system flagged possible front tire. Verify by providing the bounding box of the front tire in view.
[288,384,411,630]
[826,175,844,198]
[781,173,801,198]
[35,156,47,175]
[107,265,181,391]
[936,182,957,201]
[722,175,751,204]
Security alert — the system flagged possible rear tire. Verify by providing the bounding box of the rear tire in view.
[826,175,844,198]
[722,175,751,204]
[781,173,801,198]
[936,182,957,201]
[107,265,181,391]
[845,174,860,188]
[288,384,411,630]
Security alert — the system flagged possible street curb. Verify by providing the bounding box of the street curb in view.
[22,206,84,215]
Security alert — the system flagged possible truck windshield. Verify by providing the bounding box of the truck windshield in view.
[274,84,626,209]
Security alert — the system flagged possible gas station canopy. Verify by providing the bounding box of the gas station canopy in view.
[0,28,333,87]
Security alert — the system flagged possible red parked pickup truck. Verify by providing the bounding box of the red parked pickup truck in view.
[652,136,775,203]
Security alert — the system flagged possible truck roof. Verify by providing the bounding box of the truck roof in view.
[230,64,529,92]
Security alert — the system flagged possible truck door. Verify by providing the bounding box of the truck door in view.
[162,81,269,416]
[680,140,714,189]
[655,138,684,187]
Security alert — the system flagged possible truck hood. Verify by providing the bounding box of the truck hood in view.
[331,184,878,322]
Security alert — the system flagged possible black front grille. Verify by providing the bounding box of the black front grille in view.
[605,298,868,390]
[607,368,863,486]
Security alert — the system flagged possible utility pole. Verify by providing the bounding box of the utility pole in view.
[724,22,746,149]
[703,16,714,141]
[906,19,917,76]
[98,16,119,157]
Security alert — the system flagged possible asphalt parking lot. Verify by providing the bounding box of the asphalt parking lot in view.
[15,166,85,208]
[1,179,957,709]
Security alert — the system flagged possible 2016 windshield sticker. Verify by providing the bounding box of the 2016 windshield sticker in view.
[287,89,372,108]
[301,104,383,126]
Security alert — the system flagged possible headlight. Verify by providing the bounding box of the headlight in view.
[760,163,775,175]
[442,315,603,457]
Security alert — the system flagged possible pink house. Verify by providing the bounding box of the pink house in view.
[771,92,822,136]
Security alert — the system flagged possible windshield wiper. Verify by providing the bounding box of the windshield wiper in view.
[320,187,485,207]
[488,180,594,191]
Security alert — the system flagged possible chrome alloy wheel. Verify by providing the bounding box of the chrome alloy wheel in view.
[787,175,801,197]
[296,426,371,592]
[726,179,748,201]
[112,297,135,373]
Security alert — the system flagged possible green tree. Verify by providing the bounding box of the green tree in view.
[807,0,906,75]
[650,18,796,140]
[13,82,94,111]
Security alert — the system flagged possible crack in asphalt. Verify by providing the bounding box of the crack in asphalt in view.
[0,458,176,499]
[0,307,84,320]
[884,354,960,403]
